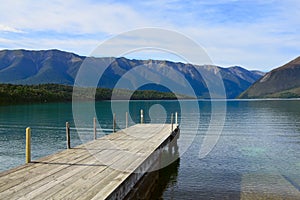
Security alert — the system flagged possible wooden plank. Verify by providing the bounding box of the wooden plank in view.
[0,149,90,192]
[12,145,131,199]
[38,132,156,199]
[90,158,146,200]
[1,152,100,199]
[89,125,173,199]
[20,161,106,200]
[50,167,123,200]
[0,139,114,191]
[0,136,108,179]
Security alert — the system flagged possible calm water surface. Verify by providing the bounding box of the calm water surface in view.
[0,100,300,199]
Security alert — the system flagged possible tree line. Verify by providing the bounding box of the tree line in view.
[0,84,188,105]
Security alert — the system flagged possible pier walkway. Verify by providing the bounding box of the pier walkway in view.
[0,123,179,200]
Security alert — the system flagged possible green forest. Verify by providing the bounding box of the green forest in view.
[0,84,189,105]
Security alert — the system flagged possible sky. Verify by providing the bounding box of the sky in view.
[0,0,300,71]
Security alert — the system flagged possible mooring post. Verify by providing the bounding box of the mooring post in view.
[140,109,144,124]
[113,113,116,133]
[126,112,128,128]
[25,127,31,163]
[171,113,174,132]
[66,122,70,149]
[94,117,97,140]
[175,112,178,125]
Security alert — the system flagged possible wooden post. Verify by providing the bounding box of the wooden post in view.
[171,113,174,132]
[25,127,31,163]
[125,112,128,128]
[140,109,144,124]
[66,122,70,149]
[175,112,178,125]
[94,117,97,140]
[113,113,116,133]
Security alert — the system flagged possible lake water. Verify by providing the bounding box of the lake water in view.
[0,100,300,199]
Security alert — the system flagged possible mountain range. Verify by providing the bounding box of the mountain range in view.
[239,56,300,98]
[0,49,264,98]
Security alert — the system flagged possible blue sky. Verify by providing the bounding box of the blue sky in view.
[0,0,300,71]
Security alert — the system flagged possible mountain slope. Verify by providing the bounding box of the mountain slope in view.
[0,49,263,98]
[0,49,83,84]
[219,66,265,98]
[239,56,300,98]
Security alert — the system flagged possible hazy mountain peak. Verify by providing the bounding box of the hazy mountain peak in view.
[239,56,300,98]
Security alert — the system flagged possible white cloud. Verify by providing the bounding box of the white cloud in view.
[0,24,24,33]
[0,0,152,35]
[0,36,99,56]
[0,37,14,44]
[187,26,300,71]
[0,0,300,71]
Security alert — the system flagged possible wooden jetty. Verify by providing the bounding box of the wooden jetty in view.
[0,123,179,200]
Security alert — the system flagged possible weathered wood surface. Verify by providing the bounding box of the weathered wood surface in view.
[0,123,177,200]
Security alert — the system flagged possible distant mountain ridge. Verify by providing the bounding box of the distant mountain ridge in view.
[239,56,300,98]
[0,49,264,98]
[0,49,83,85]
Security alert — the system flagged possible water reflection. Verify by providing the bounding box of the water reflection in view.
[161,100,300,199]
[1,100,300,199]
[151,158,180,199]
[125,129,180,199]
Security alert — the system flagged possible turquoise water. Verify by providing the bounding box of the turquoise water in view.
[0,100,300,199]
